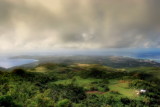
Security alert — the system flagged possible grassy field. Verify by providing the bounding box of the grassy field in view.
[54,76,143,99]
[108,80,140,99]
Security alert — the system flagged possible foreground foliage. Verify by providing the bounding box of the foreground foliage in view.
[0,64,160,107]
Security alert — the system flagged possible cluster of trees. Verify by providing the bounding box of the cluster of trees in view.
[77,65,127,79]
[0,64,159,106]
[129,79,160,105]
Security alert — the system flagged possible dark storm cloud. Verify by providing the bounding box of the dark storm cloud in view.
[0,0,160,52]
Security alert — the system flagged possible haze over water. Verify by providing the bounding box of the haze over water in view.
[0,58,38,69]
[0,48,160,69]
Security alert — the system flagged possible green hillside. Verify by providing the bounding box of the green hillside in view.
[0,63,159,107]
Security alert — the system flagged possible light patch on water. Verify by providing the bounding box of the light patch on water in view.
[0,58,38,69]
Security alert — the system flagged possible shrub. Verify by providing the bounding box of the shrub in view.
[101,79,109,84]
[110,91,120,95]
[49,84,86,103]
[121,98,131,105]
[12,69,26,76]
[0,95,20,107]
[103,85,110,92]
[0,71,4,75]
[56,99,72,107]
[27,93,54,107]
[89,86,99,91]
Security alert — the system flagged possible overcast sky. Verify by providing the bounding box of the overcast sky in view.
[0,0,160,53]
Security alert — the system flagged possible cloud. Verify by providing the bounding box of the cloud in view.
[0,0,160,52]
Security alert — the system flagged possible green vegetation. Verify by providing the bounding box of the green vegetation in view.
[0,63,160,107]
[126,67,160,79]
[108,80,139,98]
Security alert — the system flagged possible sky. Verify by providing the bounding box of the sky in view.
[0,0,160,53]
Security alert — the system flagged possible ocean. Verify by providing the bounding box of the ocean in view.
[0,58,38,69]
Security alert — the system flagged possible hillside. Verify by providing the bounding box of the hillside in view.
[0,67,5,71]
[0,63,160,107]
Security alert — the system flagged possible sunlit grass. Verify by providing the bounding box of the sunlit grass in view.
[108,80,141,99]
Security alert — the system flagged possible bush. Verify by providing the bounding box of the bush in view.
[89,86,99,91]
[82,94,102,107]
[56,99,72,107]
[49,84,86,103]
[0,95,20,107]
[101,79,109,84]
[27,92,55,107]
[110,91,120,95]
[12,69,26,76]
[121,98,131,105]
[0,71,4,75]
[103,85,110,92]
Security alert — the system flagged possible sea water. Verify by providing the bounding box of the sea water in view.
[0,58,38,69]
